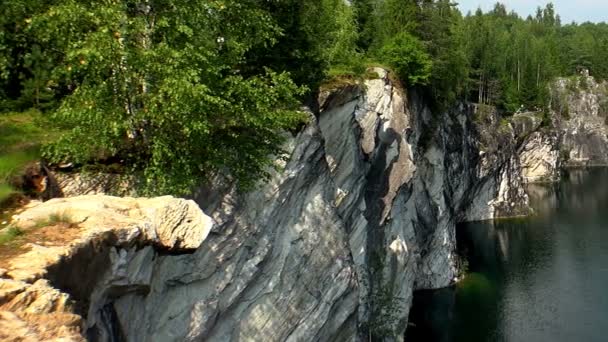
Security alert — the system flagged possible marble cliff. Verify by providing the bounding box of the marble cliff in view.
[1,69,607,341]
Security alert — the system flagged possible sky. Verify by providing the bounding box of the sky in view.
[456,0,607,24]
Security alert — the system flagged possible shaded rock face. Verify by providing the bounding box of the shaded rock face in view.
[55,173,134,198]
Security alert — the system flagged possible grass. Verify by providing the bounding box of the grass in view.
[0,226,24,245]
[0,184,13,203]
[32,211,76,229]
[0,209,76,247]
[321,60,398,92]
[0,109,62,204]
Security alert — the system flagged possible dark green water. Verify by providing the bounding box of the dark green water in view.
[406,168,608,342]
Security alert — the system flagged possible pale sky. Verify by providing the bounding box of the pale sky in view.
[456,0,607,24]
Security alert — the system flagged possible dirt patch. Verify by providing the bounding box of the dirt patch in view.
[0,223,81,270]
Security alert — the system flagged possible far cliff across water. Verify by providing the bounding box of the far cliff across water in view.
[1,1,608,341]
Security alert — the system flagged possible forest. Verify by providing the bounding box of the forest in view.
[1,0,608,195]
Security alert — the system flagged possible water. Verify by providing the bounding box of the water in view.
[406,168,608,342]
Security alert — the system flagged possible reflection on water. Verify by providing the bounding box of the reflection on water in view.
[406,168,608,342]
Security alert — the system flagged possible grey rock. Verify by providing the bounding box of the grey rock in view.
[553,76,608,166]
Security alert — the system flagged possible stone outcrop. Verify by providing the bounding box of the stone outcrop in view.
[0,195,212,341]
[55,173,134,198]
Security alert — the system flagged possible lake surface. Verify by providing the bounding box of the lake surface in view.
[406,168,608,342]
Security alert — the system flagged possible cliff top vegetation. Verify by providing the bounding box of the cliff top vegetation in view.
[1,1,607,197]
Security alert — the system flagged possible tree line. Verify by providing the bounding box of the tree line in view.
[0,1,607,195]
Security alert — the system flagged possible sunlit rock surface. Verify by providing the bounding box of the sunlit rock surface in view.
[0,195,212,341]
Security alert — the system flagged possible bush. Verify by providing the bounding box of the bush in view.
[378,32,432,87]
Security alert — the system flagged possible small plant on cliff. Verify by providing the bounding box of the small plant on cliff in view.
[498,118,512,134]
[579,76,590,91]
[365,249,407,340]
[473,104,495,124]
[455,253,470,280]
[366,284,406,340]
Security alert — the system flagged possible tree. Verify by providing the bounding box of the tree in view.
[245,0,359,90]
[379,32,432,86]
[32,0,306,195]
[0,0,56,110]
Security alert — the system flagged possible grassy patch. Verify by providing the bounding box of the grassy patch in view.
[0,210,77,248]
[498,118,512,134]
[33,211,76,229]
[0,226,24,245]
[0,110,62,204]
[322,60,397,91]
[473,104,495,124]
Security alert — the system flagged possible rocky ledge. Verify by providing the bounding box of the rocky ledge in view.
[0,195,213,341]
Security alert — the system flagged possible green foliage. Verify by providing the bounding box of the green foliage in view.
[246,0,360,90]
[3,0,608,199]
[579,76,590,91]
[456,253,470,279]
[379,32,432,86]
[29,0,308,195]
[351,0,469,108]
[0,226,24,245]
[0,1,58,110]
[461,3,608,112]
[0,184,14,205]
[0,0,364,197]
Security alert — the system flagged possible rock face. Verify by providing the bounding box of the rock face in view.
[515,75,608,183]
[7,70,608,342]
[55,173,134,198]
[552,76,608,166]
[0,195,212,341]
[519,130,561,183]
